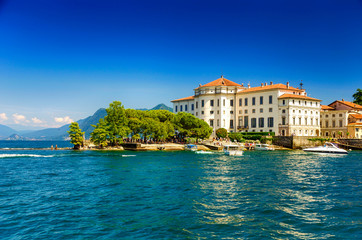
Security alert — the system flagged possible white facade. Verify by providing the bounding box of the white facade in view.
[172,77,321,136]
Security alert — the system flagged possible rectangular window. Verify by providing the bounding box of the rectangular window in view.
[238,117,243,127]
[210,111,214,114]
[201,100,204,107]
[293,118,296,125]
[259,118,264,128]
[210,119,214,127]
[268,117,274,127]
[230,120,234,128]
[191,104,194,111]
[196,102,198,109]
[305,117,308,125]
[325,121,329,127]
[245,110,248,114]
[201,111,204,115]
[251,118,256,128]
[217,99,220,107]
[230,111,234,114]
[175,106,178,112]
[339,120,343,127]
[210,100,214,107]
[185,105,188,111]
[269,95,272,104]
[260,108,263,113]
[245,98,248,106]
[244,116,249,128]
[252,109,256,113]
[269,108,272,112]
[223,99,225,106]
[180,105,183,111]
[230,99,233,107]
[282,117,286,125]
[239,98,242,106]
[252,97,256,105]
[217,119,219,126]
[283,100,286,105]
[332,120,336,127]
[260,96,263,105]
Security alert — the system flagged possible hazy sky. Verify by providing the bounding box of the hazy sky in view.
[0,0,361,130]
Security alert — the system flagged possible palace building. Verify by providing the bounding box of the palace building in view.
[171,76,321,136]
[320,99,362,138]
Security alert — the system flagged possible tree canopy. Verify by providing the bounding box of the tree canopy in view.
[89,101,213,147]
[216,128,228,138]
[68,122,84,149]
[352,88,362,105]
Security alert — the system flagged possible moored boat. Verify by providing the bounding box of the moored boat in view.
[223,145,243,156]
[303,142,348,154]
[185,144,198,151]
[255,144,274,151]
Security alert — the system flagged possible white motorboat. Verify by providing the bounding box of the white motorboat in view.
[255,144,274,151]
[223,145,243,156]
[303,142,348,154]
[185,144,198,151]
[195,150,213,154]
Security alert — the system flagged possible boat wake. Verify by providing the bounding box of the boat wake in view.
[0,154,54,158]
[122,155,136,157]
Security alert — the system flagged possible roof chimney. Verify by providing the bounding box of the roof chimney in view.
[342,98,344,101]
[261,83,264,87]
[286,82,290,89]
[248,83,250,88]
[241,83,244,87]
[270,81,273,85]
[265,82,267,86]
[199,84,202,87]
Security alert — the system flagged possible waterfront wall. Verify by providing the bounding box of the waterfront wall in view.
[273,136,321,149]
[337,139,362,149]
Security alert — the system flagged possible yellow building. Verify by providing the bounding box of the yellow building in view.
[320,99,362,138]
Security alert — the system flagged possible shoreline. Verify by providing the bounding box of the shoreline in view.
[0,143,291,151]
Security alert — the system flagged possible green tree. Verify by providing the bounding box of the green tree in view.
[104,101,130,146]
[352,88,362,105]
[68,122,84,149]
[91,119,108,148]
[216,128,228,138]
[173,112,212,141]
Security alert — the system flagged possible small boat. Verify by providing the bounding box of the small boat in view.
[255,144,274,151]
[195,150,213,154]
[303,142,348,154]
[185,144,198,151]
[223,145,243,156]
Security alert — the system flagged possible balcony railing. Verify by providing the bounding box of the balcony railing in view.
[237,126,249,130]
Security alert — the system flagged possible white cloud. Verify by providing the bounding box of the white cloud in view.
[31,117,43,124]
[54,116,73,124]
[0,113,8,121]
[12,113,26,124]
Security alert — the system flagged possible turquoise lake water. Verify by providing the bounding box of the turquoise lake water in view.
[0,141,361,239]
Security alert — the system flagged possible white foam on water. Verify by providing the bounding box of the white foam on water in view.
[122,155,136,157]
[0,154,54,158]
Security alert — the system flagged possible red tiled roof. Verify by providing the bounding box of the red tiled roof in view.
[321,105,335,110]
[241,83,303,93]
[348,123,362,126]
[350,114,362,119]
[171,96,195,102]
[197,77,242,88]
[329,100,362,110]
[278,93,321,101]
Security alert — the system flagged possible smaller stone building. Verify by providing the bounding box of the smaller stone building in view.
[320,99,362,138]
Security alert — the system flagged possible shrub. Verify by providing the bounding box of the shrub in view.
[216,128,228,138]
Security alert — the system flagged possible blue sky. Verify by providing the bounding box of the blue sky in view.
[0,0,361,130]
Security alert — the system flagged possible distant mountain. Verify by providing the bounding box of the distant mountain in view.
[22,108,107,140]
[137,103,173,112]
[6,134,30,141]
[0,124,18,139]
[151,103,173,112]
